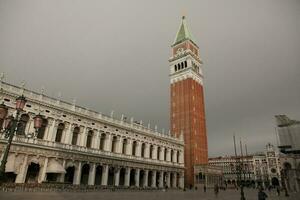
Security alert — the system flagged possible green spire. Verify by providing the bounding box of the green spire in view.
[173,16,196,46]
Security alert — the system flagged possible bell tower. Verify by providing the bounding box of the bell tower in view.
[169,16,208,186]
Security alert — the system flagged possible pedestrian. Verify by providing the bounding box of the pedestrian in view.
[258,187,268,200]
[276,186,280,196]
[203,185,206,192]
[214,184,219,197]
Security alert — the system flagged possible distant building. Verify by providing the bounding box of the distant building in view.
[275,115,300,192]
[209,144,281,188]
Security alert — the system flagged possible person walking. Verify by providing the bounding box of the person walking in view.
[214,184,219,197]
[276,186,280,196]
[258,187,268,200]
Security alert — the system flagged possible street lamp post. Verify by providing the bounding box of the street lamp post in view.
[0,95,43,183]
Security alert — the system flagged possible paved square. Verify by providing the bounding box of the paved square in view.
[0,189,299,200]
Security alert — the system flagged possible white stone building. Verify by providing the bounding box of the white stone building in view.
[209,144,281,188]
[0,81,184,188]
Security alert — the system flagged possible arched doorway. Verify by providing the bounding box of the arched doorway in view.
[16,114,29,135]
[156,172,161,187]
[170,173,174,188]
[108,167,115,186]
[64,166,75,184]
[111,136,118,153]
[86,130,93,148]
[130,169,136,186]
[119,168,126,186]
[271,177,280,186]
[25,163,40,183]
[37,118,48,139]
[148,171,153,187]
[80,164,90,185]
[139,170,145,187]
[95,165,103,185]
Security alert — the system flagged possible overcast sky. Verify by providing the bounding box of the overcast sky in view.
[0,0,299,157]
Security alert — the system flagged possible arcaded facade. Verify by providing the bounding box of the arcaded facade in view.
[0,81,184,188]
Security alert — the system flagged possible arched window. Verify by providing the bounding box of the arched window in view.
[132,141,137,156]
[157,147,161,160]
[122,139,127,154]
[181,62,184,69]
[111,136,118,153]
[164,148,167,161]
[55,123,64,142]
[149,145,153,159]
[184,61,187,68]
[37,119,48,139]
[99,133,106,150]
[71,127,80,145]
[171,150,174,162]
[174,65,177,72]
[86,130,93,148]
[177,151,180,163]
[16,114,29,135]
[141,143,146,158]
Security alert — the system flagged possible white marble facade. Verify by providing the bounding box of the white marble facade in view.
[0,81,184,188]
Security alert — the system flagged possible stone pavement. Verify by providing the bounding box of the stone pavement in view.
[0,188,299,200]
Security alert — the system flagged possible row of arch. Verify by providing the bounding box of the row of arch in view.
[12,114,182,163]
[174,61,187,72]
[12,162,181,188]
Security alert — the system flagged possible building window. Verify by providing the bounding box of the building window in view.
[111,136,118,153]
[164,148,167,161]
[184,61,187,68]
[37,118,48,139]
[150,145,154,159]
[157,147,161,160]
[141,143,146,158]
[16,114,29,135]
[122,139,127,154]
[71,127,80,145]
[99,133,106,150]
[132,141,137,156]
[86,130,93,148]
[55,123,65,142]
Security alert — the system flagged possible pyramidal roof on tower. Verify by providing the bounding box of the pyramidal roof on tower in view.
[173,16,197,46]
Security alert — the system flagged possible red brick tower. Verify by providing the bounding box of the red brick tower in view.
[169,16,208,187]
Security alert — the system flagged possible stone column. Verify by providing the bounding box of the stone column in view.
[166,172,171,188]
[80,127,87,146]
[64,123,73,144]
[114,168,120,186]
[166,149,171,162]
[153,145,158,160]
[126,139,132,155]
[143,170,149,187]
[38,157,49,183]
[159,147,165,161]
[179,173,184,189]
[59,159,66,183]
[125,167,131,187]
[92,130,100,149]
[105,134,112,152]
[88,163,96,185]
[135,169,140,187]
[117,137,123,153]
[136,141,142,157]
[46,118,57,141]
[25,117,34,135]
[173,150,177,163]
[159,171,164,188]
[152,171,157,188]
[73,161,82,185]
[101,165,109,186]
[172,173,177,188]
[15,154,28,183]
[145,143,150,158]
